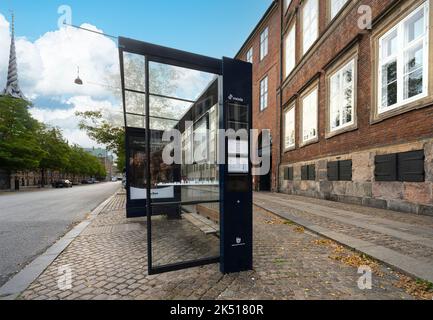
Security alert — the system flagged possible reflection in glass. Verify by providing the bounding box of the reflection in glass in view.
[381,60,398,108]
[149,72,221,269]
[149,61,217,101]
[125,91,145,115]
[405,8,424,44]
[126,114,145,129]
[123,52,145,92]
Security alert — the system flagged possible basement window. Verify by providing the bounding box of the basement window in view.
[301,164,316,181]
[327,160,352,181]
[375,150,425,182]
[284,167,294,181]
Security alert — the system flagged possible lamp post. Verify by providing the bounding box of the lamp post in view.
[74,66,83,85]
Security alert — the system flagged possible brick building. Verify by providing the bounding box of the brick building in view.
[236,1,282,191]
[236,0,433,215]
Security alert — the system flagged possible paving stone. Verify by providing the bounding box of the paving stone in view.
[19,193,426,300]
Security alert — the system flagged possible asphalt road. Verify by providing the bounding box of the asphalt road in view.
[0,182,121,287]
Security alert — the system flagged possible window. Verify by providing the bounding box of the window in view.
[301,86,318,143]
[329,58,356,132]
[378,2,429,114]
[328,160,352,181]
[260,27,269,60]
[284,167,294,181]
[260,76,269,111]
[375,150,425,182]
[284,0,293,14]
[301,164,316,181]
[330,0,349,20]
[302,0,319,55]
[284,105,296,150]
[247,47,253,64]
[284,23,296,78]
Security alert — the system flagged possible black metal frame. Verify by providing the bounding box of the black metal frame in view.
[119,37,223,275]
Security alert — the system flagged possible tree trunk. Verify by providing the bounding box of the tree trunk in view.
[40,168,45,188]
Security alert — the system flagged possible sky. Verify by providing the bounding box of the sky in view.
[0,0,273,148]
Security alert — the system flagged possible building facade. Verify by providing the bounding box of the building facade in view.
[236,1,282,192]
[237,0,433,215]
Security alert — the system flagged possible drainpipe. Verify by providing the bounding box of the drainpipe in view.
[277,0,284,194]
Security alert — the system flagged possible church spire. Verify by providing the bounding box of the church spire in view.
[2,12,26,100]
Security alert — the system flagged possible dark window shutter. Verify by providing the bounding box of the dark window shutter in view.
[308,165,316,181]
[375,154,397,181]
[398,150,425,182]
[301,166,308,180]
[339,160,353,181]
[284,168,289,180]
[288,167,294,181]
[327,161,339,181]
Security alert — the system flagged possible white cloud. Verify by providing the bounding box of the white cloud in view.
[30,95,123,148]
[0,12,216,149]
[0,12,122,148]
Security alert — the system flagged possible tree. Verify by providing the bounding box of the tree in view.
[0,97,45,187]
[76,110,125,171]
[37,126,71,186]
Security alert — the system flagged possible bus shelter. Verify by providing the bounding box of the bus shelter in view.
[119,37,252,275]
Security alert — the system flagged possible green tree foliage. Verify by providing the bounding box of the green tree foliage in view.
[67,145,106,179]
[76,110,125,171]
[0,97,45,171]
[0,96,107,180]
[38,126,71,172]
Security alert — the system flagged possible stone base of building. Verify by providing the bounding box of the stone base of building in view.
[279,139,433,217]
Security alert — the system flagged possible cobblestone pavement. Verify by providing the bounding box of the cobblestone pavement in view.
[254,192,433,284]
[20,193,427,300]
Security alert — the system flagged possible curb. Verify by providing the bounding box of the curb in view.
[0,190,119,300]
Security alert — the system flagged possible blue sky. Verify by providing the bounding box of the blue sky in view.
[0,0,272,58]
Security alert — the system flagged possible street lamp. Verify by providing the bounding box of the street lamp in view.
[74,66,83,85]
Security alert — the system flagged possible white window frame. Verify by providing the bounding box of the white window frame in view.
[330,0,349,20]
[246,47,253,64]
[260,27,269,61]
[302,0,319,55]
[301,86,319,144]
[284,104,296,150]
[377,2,429,114]
[284,22,296,78]
[284,0,293,14]
[260,76,269,111]
[329,58,356,132]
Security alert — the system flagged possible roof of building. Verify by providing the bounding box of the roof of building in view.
[234,0,278,59]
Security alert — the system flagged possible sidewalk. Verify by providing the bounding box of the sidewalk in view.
[254,192,433,284]
[16,192,433,300]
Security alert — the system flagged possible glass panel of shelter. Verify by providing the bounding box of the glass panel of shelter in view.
[145,59,221,271]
